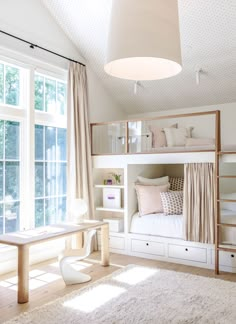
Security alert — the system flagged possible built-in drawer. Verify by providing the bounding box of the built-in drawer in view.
[98,234,125,250]
[109,236,125,250]
[212,250,236,268]
[131,239,165,256]
[168,244,207,263]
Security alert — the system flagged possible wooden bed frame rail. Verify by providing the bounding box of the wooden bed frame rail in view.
[90,110,220,156]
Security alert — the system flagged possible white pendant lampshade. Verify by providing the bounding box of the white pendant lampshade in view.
[104,0,182,81]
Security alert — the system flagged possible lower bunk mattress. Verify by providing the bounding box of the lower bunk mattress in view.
[130,210,236,244]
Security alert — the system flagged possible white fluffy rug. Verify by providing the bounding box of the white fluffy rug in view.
[5,265,236,324]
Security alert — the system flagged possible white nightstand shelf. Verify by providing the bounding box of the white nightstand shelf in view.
[95,184,124,189]
[96,207,124,213]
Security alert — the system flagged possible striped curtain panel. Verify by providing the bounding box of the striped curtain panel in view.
[183,163,215,244]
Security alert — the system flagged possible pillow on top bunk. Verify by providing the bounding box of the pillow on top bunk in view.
[185,138,215,146]
[160,191,183,215]
[169,177,184,191]
[135,183,169,216]
[137,175,169,186]
[164,127,194,147]
[149,124,177,148]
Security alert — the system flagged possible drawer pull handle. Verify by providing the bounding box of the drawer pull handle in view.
[185,248,188,252]
[231,254,235,258]
[146,243,149,246]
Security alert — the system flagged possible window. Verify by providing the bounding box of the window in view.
[0,63,21,107]
[35,73,66,114]
[35,125,66,227]
[0,58,67,234]
[0,121,20,234]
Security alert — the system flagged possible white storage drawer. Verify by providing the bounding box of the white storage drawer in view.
[103,218,124,233]
[213,250,236,268]
[98,234,125,250]
[109,236,125,250]
[131,239,165,256]
[168,244,207,263]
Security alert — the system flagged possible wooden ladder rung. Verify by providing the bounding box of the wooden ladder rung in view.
[218,151,236,155]
[217,246,236,253]
[217,199,236,203]
[217,223,236,228]
[217,176,236,178]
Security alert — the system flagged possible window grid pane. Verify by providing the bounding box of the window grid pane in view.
[34,73,66,115]
[34,125,67,227]
[0,120,20,234]
[35,75,44,111]
[0,63,21,108]
[5,65,20,106]
[0,64,4,104]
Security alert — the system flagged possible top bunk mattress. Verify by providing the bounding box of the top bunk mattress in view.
[141,145,236,154]
[144,145,215,153]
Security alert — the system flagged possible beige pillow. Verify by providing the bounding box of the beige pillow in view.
[185,137,215,146]
[135,183,169,216]
[149,124,177,148]
[137,175,169,186]
[164,127,194,147]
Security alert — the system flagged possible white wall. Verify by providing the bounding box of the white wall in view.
[87,69,125,122]
[128,102,236,146]
[0,0,126,122]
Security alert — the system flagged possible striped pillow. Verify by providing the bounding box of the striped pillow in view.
[169,177,184,191]
[160,191,183,215]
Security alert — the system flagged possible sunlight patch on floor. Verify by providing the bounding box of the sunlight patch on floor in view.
[48,262,60,268]
[0,268,62,292]
[29,270,46,277]
[70,261,93,271]
[36,273,61,283]
[0,281,12,288]
[63,284,126,313]
[113,266,159,285]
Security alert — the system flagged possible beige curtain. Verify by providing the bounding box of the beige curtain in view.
[183,163,215,244]
[67,62,94,220]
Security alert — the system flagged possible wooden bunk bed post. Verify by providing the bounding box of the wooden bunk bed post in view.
[215,110,221,274]
[90,123,94,156]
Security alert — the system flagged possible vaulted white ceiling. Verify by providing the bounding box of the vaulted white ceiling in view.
[42,0,236,114]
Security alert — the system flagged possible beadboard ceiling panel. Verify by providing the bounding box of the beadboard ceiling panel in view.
[42,0,236,114]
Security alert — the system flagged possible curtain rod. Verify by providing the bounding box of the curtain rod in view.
[0,29,86,67]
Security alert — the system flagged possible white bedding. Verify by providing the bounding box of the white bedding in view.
[130,210,236,243]
[143,144,236,153]
[130,212,183,239]
[145,145,215,153]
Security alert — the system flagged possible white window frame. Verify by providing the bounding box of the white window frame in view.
[0,50,67,234]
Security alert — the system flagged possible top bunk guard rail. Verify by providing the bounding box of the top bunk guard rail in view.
[90,110,221,156]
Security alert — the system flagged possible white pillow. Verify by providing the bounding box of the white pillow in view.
[136,175,169,186]
[164,127,193,147]
[221,192,236,211]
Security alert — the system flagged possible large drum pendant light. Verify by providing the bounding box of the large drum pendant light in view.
[104,0,182,81]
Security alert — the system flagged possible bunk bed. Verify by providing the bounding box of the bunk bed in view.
[91,110,236,274]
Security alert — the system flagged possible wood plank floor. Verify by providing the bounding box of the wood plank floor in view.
[0,252,236,323]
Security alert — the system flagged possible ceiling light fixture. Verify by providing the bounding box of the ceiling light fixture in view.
[195,66,203,85]
[104,0,182,81]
